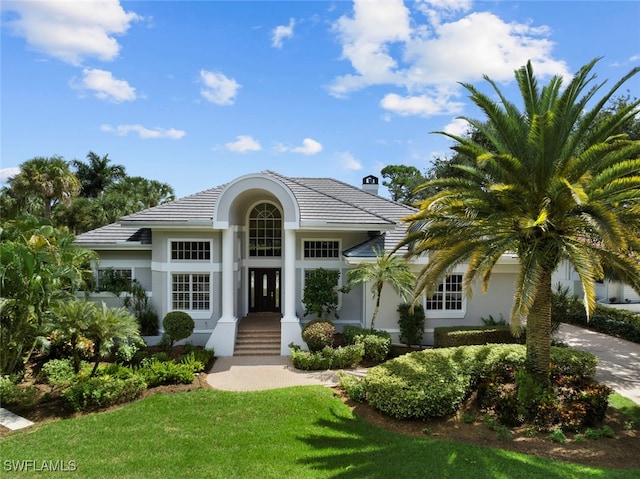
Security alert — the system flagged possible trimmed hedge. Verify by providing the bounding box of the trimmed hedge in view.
[342,325,391,363]
[562,304,640,343]
[290,343,364,370]
[302,319,335,352]
[61,375,147,411]
[364,344,597,420]
[433,325,525,348]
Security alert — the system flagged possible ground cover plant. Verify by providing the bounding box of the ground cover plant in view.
[2,387,639,478]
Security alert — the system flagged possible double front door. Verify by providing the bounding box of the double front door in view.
[249,268,281,313]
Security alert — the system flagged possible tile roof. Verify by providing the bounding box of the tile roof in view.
[75,171,417,253]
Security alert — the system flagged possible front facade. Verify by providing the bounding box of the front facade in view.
[76,171,519,355]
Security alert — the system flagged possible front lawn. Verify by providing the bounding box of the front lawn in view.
[2,387,638,478]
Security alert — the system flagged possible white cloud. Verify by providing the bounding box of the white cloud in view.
[272,18,295,49]
[329,1,570,117]
[101,124,185,139]
[225,135,262,153]
[73,68,136,102]
[339,152,363,171]
[443,118,470,137]
[3,0,141,65]
[380,92,463,117]
[277,138,323,155]
[0,167,21,183]
[199,70,240,105]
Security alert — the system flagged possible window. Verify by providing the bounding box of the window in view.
[303,240,340,258]
[249,203,282,257]
[426,274,463,311]
[171,241,211,261]
[172,274,210,310]
[97,268,132,292]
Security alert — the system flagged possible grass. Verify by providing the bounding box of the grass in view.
[609,393,640,424]
[2,387,639,479]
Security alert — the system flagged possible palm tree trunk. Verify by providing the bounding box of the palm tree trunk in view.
[370,284,383,330]
[525,270,553,387]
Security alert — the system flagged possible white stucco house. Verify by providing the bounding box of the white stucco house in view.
[75,171,520,356]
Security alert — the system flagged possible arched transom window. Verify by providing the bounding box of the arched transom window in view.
[249,203,282,257]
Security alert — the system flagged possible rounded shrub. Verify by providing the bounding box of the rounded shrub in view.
[302,318,335,352]
[162,311,194,347]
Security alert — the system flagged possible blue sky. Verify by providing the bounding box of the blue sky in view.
[2,0,639,199]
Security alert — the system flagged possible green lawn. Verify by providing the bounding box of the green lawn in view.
[1,387,637,478]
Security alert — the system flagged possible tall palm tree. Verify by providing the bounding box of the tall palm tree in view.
[401,59,640,385]
[347,248,415,330]
[9,156,80,219]
[72,151,126,198]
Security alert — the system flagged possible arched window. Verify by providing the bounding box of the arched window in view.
[249,203,282,257]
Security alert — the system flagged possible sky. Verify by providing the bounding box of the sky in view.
[1,0,639,200]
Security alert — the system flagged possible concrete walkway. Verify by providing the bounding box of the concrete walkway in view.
[555,323,640,404]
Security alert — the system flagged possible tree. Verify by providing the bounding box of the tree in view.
[380,165,428,205]
[100,176,175,221]
[400,59,640,386]
[8,156,80,219]
[302,268,342,319]
[72,151,126,198]
[0,216,96,374]
[49,299,97,373]
[346,249,415,330]
[87,302,141,376]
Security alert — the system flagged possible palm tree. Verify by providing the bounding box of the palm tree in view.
[49,299,97,373]
[346,248,415,330]
[9,156,81,219]
[401,59,640,385]
[72,151,126,198]
[87,302,141,376]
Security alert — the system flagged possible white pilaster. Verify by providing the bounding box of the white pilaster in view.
[281,227,302,354]
[205,227,237,356]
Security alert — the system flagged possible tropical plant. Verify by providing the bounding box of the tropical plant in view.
[49,299,98,373]
[86,303,141,376]
[72,151,126,198]
[8,156,80,219]
[346,248,415,330]
[400,58,640,385]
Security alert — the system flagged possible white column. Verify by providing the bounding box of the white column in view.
[205,227,237,356]
[281,227,302,354]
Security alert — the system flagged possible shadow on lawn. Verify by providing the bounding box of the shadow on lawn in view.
[296,410,616,479]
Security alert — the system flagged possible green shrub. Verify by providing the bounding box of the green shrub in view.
[548,429,567,444]
[290,343,364,370]
[0,375,39,409]
[301,319,335,352]
[39,358,78,388]
[338,372,366,402]
[162,311,195,348]
[550,348,597,378]
[365,351,472,419]
[136,358,195,387]
[180,346,215,369]
[434,325,524,348]
[97,363,135,380]
[561,302,640,344]
[178,352,205,373]
[397,303,425,346]
[342,325,390,345]
[61,375,146,411]
[116,337,147,365]
[354,334,391,363]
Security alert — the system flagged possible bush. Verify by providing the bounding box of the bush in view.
[434,325,525,348]
[365,351,472,419]
[338,372,366,402]
[342,325,390,345]
[181,346,215,369]
[0,375,38,409]
[178,352,205,373]
[136,358,195,387]
[397,303,425,346]
[39,359,78,389]
[162,311,194,347]
[61,375,146,411]
[560,300,640,344]
[302,319,335,352]
[290,343,364,370]
[354,334,391,363]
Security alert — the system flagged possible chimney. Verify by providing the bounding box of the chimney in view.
[362,174,379,195]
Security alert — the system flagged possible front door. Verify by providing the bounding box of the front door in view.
[249,268,281,313]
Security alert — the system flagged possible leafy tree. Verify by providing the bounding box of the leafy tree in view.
[302,268,342,319]
[72,151,126,199]
[8,156,80,219]
[100,176,175,221]
[400,59,640,386]
[380,165,427,205]
[0,216,96,374]
[346,249,415,330]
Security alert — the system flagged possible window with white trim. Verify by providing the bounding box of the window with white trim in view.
[249,203,282,257]
[97,268,132,292]
[171,241,211,261]
[172,273,211,310]
[426,274,463,311]
[303,240,340,259]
